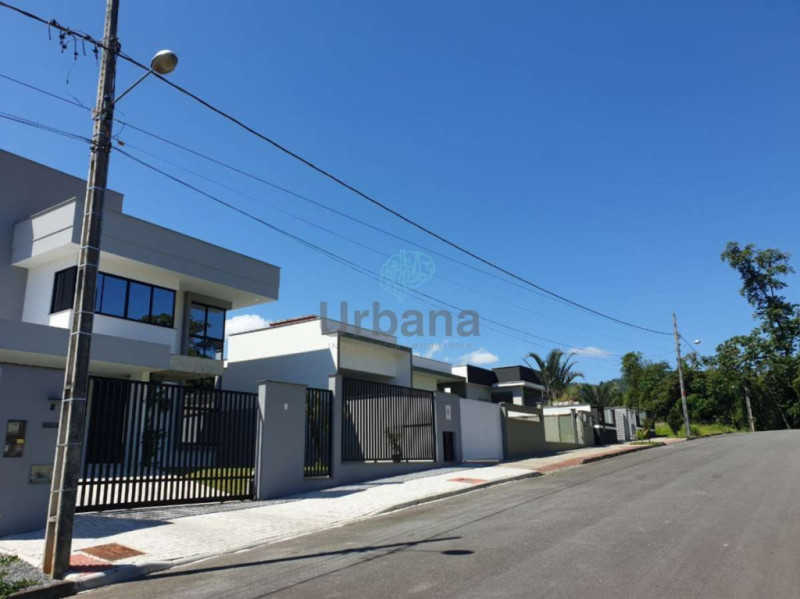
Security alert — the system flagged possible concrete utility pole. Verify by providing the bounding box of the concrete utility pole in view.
[672,313,692,439]
[743,383,756,433]
[43,0,120,579]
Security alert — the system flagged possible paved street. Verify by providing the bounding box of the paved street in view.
[86,432,800,598]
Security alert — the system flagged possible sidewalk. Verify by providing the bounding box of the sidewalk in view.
[0,440,677,594]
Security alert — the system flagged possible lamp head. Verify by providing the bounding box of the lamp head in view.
[150,50,178,75]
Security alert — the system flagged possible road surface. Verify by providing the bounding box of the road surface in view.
[87,431,800,598]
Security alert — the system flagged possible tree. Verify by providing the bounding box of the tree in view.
[721,242,800,428]
[577,380,623,407]
[525,349,584,403]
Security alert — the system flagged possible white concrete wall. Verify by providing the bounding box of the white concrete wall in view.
[227,319,330,363]
[413,371,440,392]
[22,253,183,353]
[459,397,503,461]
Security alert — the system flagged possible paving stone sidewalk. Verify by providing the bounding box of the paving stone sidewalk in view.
[0,440,674,590]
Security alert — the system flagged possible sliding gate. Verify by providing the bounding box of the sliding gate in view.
[77,377,258,512]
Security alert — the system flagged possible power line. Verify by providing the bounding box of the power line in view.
[0,71,674,353]
[116,141,629,353]
[0,111,91,143]
[1,105,622,358]
[112,146,597,350]
[0,1,673,336]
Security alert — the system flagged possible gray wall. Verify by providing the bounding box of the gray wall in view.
[0,363,64,536]
[0,150,123,321]
[254,376,462,500]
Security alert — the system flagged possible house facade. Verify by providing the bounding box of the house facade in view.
[0,151,281,535]
[225,315,414,391]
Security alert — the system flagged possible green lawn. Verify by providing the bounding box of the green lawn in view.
[655,421,741,438]
[169,467,254,497]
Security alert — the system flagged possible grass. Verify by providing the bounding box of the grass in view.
[655,421,741,438]
[168,467,254,496]
[0,555,37,599]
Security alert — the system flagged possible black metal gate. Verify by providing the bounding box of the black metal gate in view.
[78,377,258,512]
[304,388,332,477]
[341,378,436,462]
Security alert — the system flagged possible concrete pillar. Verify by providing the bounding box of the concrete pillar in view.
[255,380,307,500]
[328,374,343,477]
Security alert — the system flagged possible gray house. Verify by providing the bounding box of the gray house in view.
[0,150,281,535]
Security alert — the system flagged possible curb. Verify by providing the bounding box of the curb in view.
[9,442,669,598]
[376,471,544,516]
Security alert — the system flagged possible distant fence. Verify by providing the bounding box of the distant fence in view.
[304,387,333,477]
[341,378,436,462]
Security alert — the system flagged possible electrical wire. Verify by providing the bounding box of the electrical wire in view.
[0,0,674,337]
[112,146,604,351]
[0,71,675,354]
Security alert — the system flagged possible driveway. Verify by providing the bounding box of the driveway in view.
[85,431,800,598]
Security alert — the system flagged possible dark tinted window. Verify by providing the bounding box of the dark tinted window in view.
[188,302,226,360]
[55,269,175,327]
[51,267,77,313]
[206,307,225,340]
[127,282,152,322]
[97,274,126,317]
[151,287,175,327]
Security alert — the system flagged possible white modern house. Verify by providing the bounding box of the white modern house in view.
[0,150,281,535]
[225,315,414,391]
[491,365,547,406]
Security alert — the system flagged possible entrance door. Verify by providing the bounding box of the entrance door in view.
[443,431,455,462]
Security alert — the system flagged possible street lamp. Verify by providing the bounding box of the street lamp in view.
[113,49,179,104]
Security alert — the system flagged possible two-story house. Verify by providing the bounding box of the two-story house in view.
[0,150,280,534]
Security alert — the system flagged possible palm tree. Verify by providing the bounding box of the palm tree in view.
[525,349,584,403]
[577,381,622,407]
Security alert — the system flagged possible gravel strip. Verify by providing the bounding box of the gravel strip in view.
[1,552,49,591]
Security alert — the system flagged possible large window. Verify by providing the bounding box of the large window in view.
[50,266,175,328]
[187,302,225,359]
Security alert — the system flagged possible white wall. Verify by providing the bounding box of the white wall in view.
[227,319,330,362]
[22,253,182,352]
[225,320,336,391]
[413,371,439,392]
[460,397,503,461]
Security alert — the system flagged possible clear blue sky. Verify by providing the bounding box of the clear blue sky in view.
[2,1,799,382]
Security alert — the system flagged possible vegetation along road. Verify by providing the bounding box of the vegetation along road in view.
[87,431,800,598]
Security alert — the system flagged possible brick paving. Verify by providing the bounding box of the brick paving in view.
[0,441,673,580]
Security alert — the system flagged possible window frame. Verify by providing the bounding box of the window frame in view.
[187,302,226,360]
[50,266,176,329]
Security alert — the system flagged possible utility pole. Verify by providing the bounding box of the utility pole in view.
[743,383,755,433]
[672,313,692,439]
[43,0,120,579]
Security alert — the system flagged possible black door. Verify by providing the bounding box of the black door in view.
[443,431,455,462]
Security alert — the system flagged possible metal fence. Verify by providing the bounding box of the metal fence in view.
[341,378,436,462]
[78,377,258,512]
[304,387,333,477]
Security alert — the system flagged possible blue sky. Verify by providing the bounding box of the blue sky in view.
[2,1,799,382]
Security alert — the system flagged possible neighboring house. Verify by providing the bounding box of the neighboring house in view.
[491,365,547,406]
[447,364,496,402]
[0,150,281,535]
[225,315,413,391]
[411,355,464,392]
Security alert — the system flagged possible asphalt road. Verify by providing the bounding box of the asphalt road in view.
[87,431,800,598]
